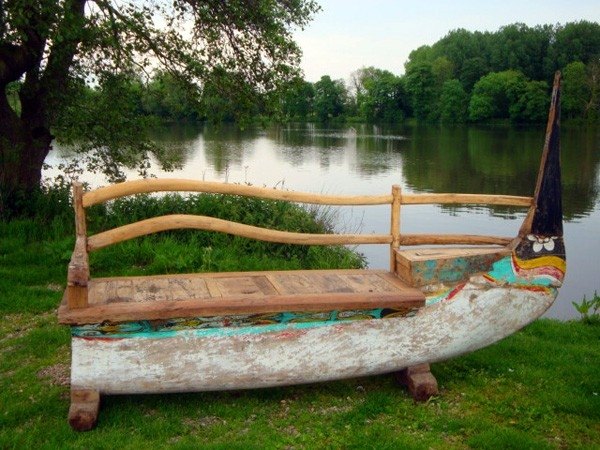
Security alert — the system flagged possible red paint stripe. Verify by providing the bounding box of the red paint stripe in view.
[447,282,467,301]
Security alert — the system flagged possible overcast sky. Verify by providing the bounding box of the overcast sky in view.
[294,0,600,82]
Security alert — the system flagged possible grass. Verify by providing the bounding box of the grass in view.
[1,189,599,449]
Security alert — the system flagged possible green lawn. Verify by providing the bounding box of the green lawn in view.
[1,192,598,449]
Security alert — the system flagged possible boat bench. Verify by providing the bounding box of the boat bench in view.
[57,179,533,431]
[58,270,426,325]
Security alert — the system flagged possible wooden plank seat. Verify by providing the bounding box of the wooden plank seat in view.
[58,269,425,325]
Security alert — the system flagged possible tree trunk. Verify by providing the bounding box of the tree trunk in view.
[0,91,52,216]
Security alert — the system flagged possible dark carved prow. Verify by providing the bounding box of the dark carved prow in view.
[520,72,563,238]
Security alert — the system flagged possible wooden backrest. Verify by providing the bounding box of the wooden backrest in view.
[77,180,533,250]
[66,179,533,309]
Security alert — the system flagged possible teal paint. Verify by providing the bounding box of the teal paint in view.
[71,308,391,340]
[487,256,555,287]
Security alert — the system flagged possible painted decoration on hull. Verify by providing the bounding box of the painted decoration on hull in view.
[71,236,565,340]
[71,306,420,339]
[426,236,565,306]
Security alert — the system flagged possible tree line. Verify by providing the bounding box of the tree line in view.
[7,20,597,129]
[280,21,600,123]
[12,20,592,126]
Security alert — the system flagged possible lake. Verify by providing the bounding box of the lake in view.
[45,123,600,320]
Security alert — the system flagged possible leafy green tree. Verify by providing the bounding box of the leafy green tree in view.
[279,77,315,121]
[468,70,528,121]
[143,72,201,122]
[199,69,265,126]
[353,68,407,122]
[562,61,591,119]
[489,23,553,80]
[439,79,468,123]
[430,29,491,90]
[548,21,600,76]
[510,80,549,122]
[587,61,600,122]
[0,0,319,215]
[431,57,455,87]
[405,62,437,121]
[313,76,347,123]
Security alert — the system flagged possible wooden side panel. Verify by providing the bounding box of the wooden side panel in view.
[395,247,510,287]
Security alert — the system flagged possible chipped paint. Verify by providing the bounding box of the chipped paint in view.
[69,244,564,394]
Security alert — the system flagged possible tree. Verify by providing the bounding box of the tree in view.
[468,70,528,121]
[439,79,468,123]
[405,62,437,121]
[278,77,315,121]
[0,0,319,214]
[510,80,549,122]
[548,21,600,76]
[143,72,201,122]
[353,67,407,122]
[562,61,591,119]
[313,75,347,123]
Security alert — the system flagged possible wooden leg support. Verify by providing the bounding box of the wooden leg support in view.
[68,389,100,431]
[395,364,438,402]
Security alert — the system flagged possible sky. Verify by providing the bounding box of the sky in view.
[293,0,600,82]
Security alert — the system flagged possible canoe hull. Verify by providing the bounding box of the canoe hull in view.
[70,265,559,394]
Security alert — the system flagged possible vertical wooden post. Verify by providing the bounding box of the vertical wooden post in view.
[74,182,87,238]
[390,185,401,273]
[67,182,89,309]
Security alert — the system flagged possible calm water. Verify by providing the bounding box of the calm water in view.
[46,123,600,320]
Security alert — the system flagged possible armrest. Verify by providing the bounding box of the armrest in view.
[67,236,89,308]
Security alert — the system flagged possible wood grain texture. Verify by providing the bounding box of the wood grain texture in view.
[58,270,425,324]
[73,182,87,238]
[390,185,401,272]
[395,363,439,402]
[86,214,392,250]
[401,193,532,207]
[395,247,510,287]
[82,179,393,207]
[528,71,563,237]
[67,236,89,308]
[399,234,512,246]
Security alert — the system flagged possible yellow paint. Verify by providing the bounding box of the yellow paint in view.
[513,254,566,272]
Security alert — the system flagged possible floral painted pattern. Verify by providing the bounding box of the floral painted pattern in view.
[527,234,557,253]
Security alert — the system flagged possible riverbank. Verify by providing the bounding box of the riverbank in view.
[1,191,598,448]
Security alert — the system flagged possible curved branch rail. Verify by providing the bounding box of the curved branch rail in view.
[87,214,392,251]
[82,179,393,207]
[82,179,533,208]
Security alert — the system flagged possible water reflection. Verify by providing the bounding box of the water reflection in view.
[47,122,600,319]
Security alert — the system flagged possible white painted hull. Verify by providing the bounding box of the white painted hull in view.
[70,282,556,394]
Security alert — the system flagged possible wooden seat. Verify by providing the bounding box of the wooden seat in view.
[58,269,425,325]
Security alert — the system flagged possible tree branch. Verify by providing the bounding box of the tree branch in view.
[39,0,88,114]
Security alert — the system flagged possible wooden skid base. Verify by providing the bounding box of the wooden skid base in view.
[395,364,439,402]
[68,389,100,431]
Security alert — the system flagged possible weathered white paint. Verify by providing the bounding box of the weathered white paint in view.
[70,283,555,394]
